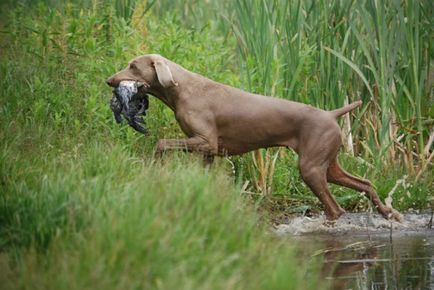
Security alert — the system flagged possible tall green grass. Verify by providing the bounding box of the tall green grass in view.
[225,0,432,210]
[230,0,433,171]
[1,144,318,290]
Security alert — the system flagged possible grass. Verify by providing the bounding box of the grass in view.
[230,0,433,166]
[1,145,317,289]
[0,0,432,289]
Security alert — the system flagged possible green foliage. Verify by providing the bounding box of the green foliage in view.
[1,142,317,289]
[230,0,433,167]
[227,0,433,212]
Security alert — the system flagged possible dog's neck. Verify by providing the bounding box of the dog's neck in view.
[150,65,199,112]
[150,87,179,111]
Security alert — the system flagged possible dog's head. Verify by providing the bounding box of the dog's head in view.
[106,54,177,91]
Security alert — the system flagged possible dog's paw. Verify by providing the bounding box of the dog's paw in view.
[382,207,403,223]
[323,219,336,228]
[388,209,403,223]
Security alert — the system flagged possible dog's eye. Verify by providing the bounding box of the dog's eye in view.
[129,63,137,69]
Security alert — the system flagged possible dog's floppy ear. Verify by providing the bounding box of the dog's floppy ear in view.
[153,59,178,88]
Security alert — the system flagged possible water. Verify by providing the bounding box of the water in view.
[275,213,434,290]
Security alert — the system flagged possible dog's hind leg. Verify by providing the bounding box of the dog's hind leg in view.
[298,158,346,221]
[326,159,402,221]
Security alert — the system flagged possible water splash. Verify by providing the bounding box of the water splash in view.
[274,213,433,236]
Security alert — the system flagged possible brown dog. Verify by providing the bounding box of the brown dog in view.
[106,54,401,222]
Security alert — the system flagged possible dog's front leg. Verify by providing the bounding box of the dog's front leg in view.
[154,137,216,162]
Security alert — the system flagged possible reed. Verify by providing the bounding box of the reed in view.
[230,0,432,172]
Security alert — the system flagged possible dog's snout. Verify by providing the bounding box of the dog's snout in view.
[106,77,115,87]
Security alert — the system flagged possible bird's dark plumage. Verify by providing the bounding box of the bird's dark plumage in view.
[109,81,149,135]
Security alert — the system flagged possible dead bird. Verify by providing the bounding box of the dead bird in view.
[110,80,149,135]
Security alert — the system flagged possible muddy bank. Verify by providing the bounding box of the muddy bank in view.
[274,212,433,236]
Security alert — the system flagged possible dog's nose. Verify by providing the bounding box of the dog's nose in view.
[106,78,113,86]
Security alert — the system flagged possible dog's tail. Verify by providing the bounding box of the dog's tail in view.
[330,100,362,118]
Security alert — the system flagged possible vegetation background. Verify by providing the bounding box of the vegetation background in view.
[0,0,432,289]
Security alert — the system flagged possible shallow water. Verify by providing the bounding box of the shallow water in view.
[276,213,434,289]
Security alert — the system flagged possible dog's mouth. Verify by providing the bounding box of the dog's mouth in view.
[121,79,150,88]
[120,79,150,95]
